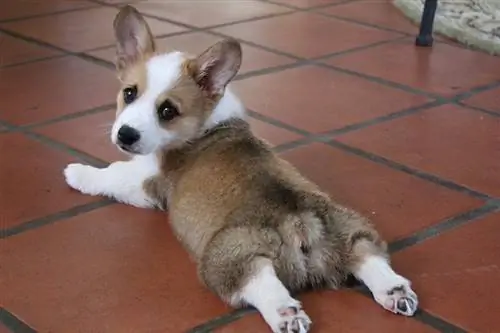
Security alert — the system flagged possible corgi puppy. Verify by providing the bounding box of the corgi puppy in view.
[64,6,418,333]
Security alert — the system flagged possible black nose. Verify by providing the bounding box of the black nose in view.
[117,125,140,146]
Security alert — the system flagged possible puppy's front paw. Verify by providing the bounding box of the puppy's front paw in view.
[374,278,418,316]
[64,163,101,195]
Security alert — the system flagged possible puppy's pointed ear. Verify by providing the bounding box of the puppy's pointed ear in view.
[113,5,155,71]
[190,38,242,96]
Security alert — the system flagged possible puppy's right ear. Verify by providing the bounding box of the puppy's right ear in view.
[113,5,156,72]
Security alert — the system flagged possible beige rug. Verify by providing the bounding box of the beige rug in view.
[394,0,500,54]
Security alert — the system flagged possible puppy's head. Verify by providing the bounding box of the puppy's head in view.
[111,6,242,155]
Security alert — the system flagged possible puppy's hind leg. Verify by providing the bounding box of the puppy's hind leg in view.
[200,227,311,333]
[348,230,418,316]
[236,259,312,333]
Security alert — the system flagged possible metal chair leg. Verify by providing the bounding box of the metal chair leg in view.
[416,0,438,47]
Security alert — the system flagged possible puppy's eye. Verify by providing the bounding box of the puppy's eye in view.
[157,100,179,122]
[123,85,138,104]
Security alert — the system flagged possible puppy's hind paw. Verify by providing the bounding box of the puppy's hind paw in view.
[63,163,101,195]
[375,281,418,316]
[276,305,311,333]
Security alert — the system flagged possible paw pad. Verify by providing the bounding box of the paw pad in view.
[277,305,311,333]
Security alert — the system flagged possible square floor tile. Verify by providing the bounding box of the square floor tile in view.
[87,32,295,75]
[0,205,230,333]
[279,143,482,241]
[1,7,186,52]
[271,0,344,8]
[0,32,61,67]
[0,0,94,21]
[233,65,430,133]
[321,0,417,33]
[217,291,436,332]
[336,104,500,197]
[392,213,500,332]
[33,110,124,163]
[214,12,401,58]
[326,40,500,96]
[134,0,288,28]
[462,87,500,114]
[0,133,98,229]
[0,57,118,125]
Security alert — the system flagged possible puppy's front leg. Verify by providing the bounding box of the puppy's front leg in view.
[63,154,158,208]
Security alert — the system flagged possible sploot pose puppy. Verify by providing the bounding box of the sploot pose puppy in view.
[64,6,418,333]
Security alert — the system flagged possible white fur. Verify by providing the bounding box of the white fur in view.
[236,262,311,333]
[64,154,159,208]
[354,256,418,316]
[203,88,245,130]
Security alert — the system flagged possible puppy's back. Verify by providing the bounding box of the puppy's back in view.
[152,119,326,256]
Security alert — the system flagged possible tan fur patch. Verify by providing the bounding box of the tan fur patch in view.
[116,61,149,115]
[143,59,221,143]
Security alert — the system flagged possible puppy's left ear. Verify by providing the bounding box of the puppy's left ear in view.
[190,38,242,96]
[113,5,156,72]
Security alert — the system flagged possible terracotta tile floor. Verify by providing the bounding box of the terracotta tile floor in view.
[1,1,499,332]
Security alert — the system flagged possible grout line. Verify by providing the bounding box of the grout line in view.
[0,118,109,167]
[146,9,296,32]
[232,35,409,82]
[0,27,117,70]
[315,62,441,99]
[83,29,195,54]
[323,99,445,137]
[187,308,257,333]
[24,131,109,167]
[453,79,500,101]
[272,137,316,154]
[205,29,303,60]
[74,52,115,69]
[0,53,68,70]
[0,28,76,53]
[456,102,500,118]
[23,104,116,129]
[412,310,468,333]
[311,35,409,61]
[388,200,500,253]
[92,0,298,31]
[260,0,364,11]
[0,308,37,333]
[0,3,99,24]
[0,200,114,239]
[247,109,312,136]
[327,140,492,200]
[316,10,415,36]
[234,61,305,81]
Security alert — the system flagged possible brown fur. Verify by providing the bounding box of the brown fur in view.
[143,118,386,304]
